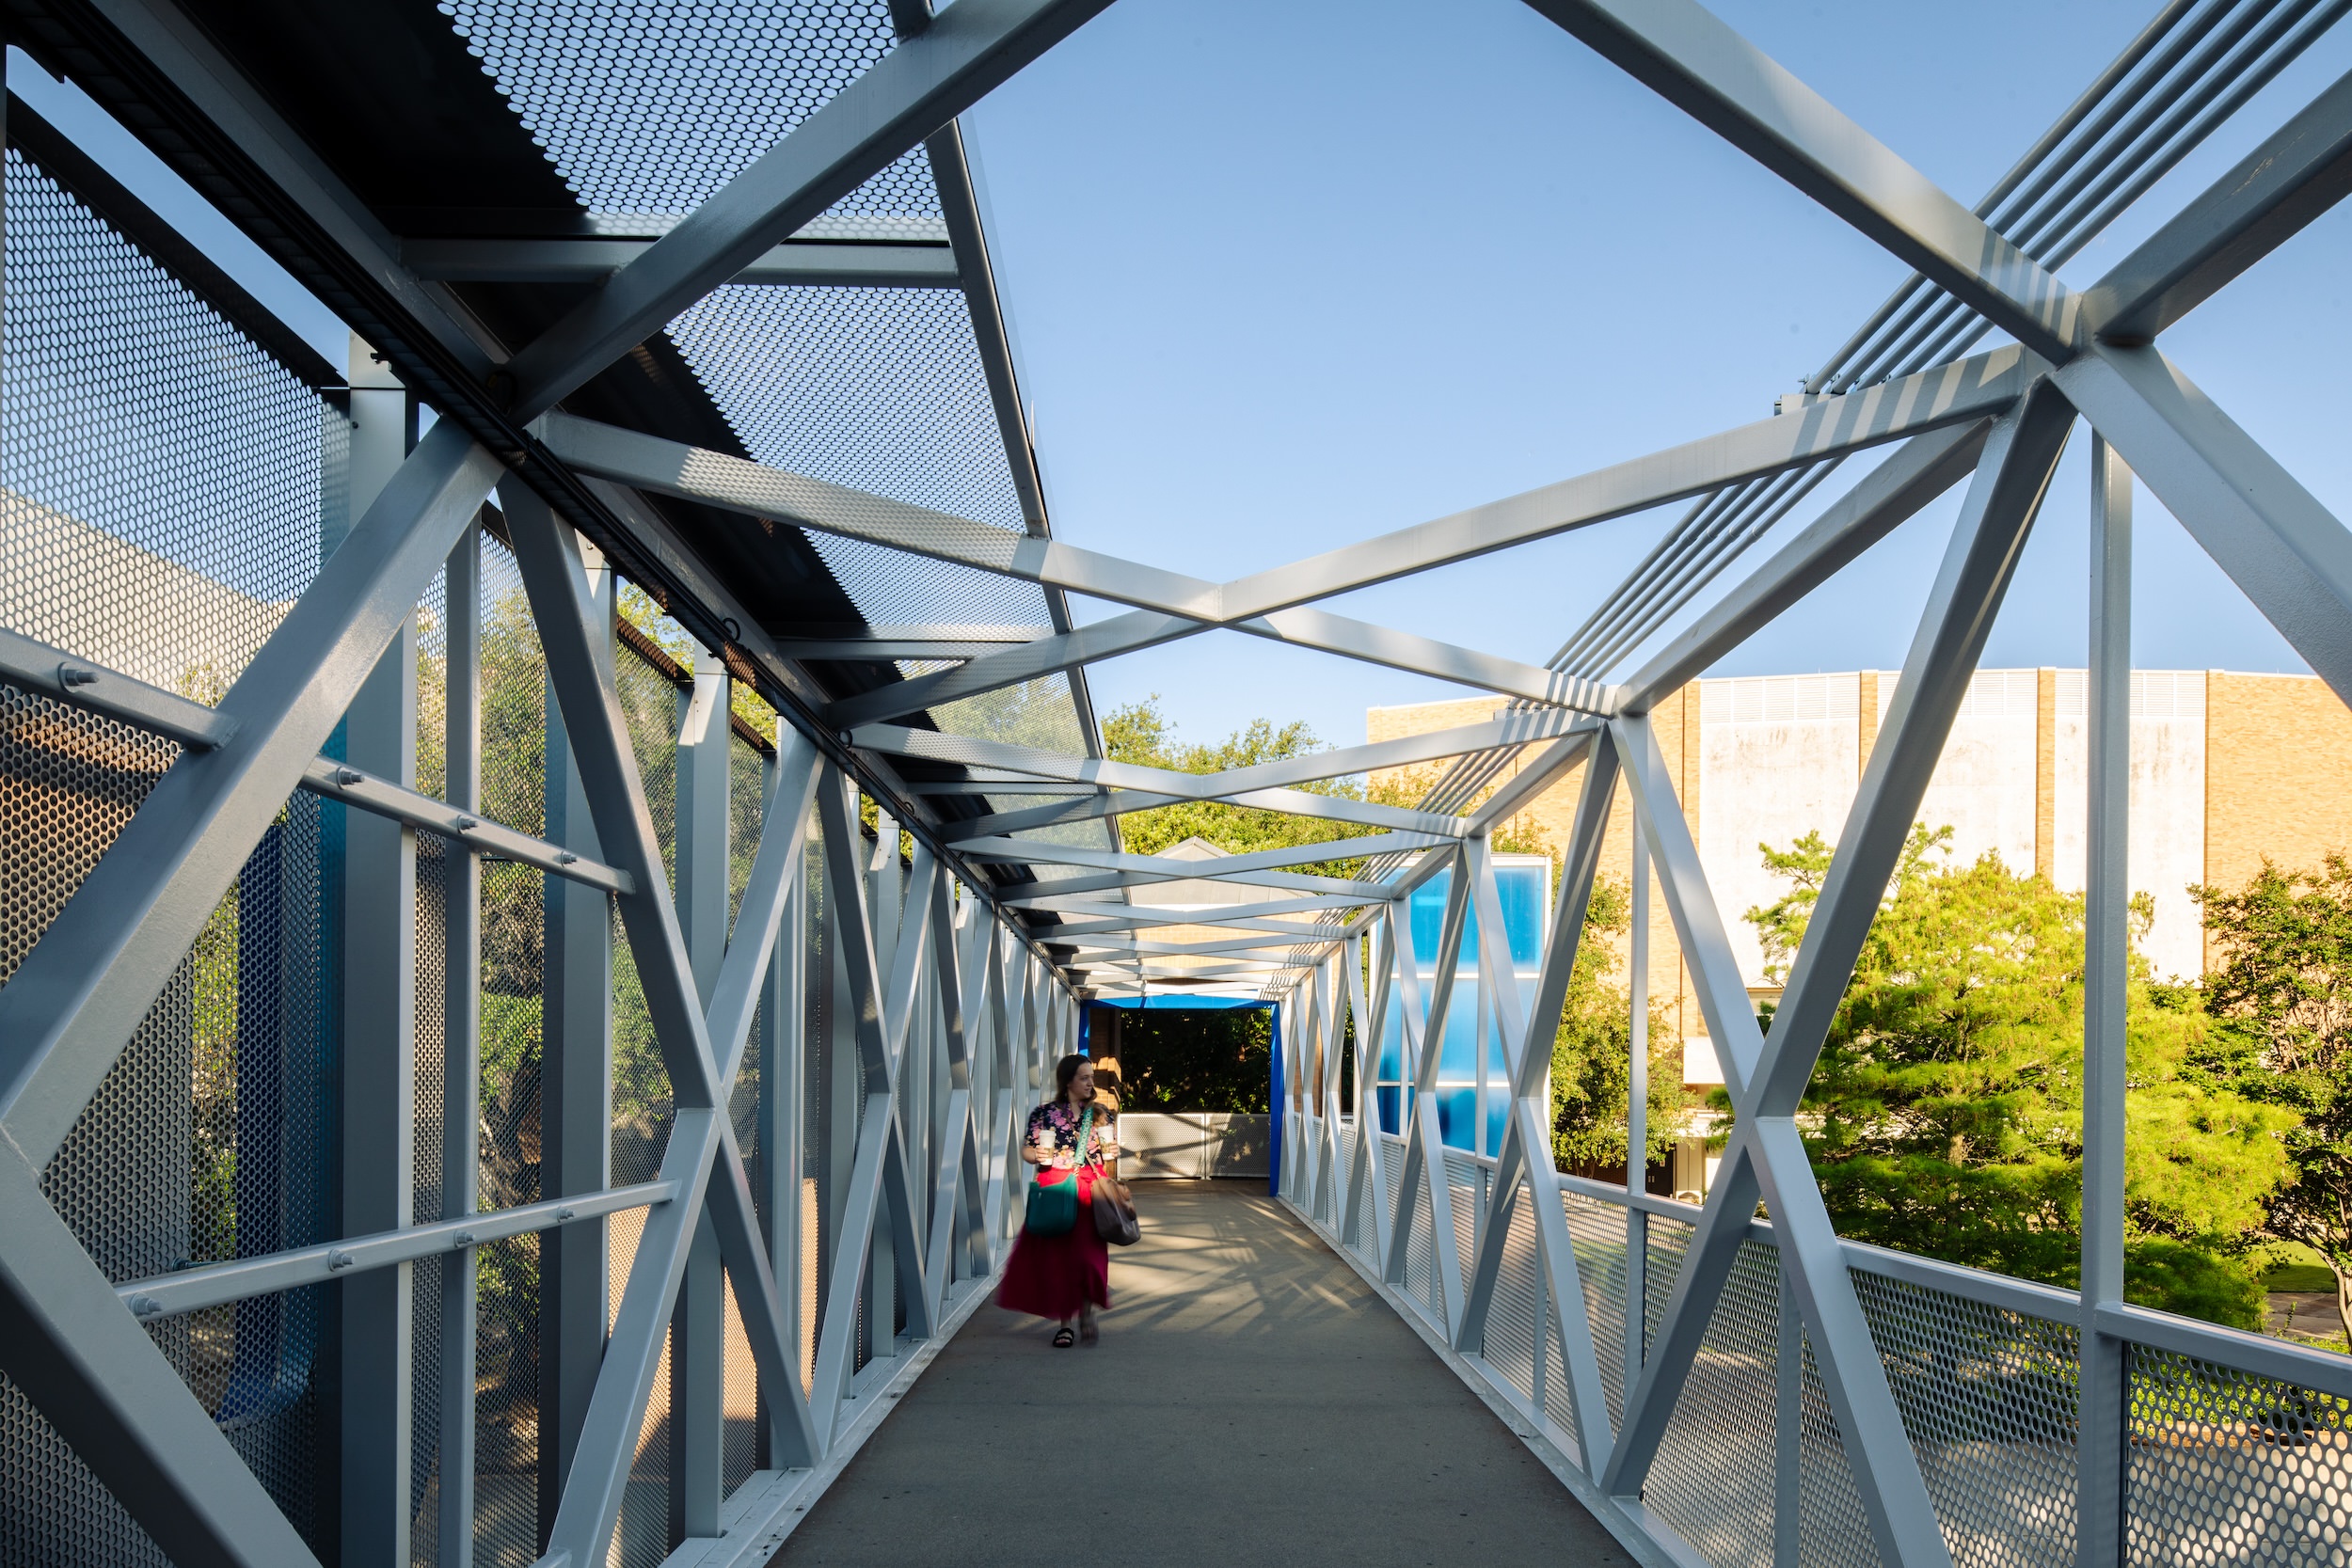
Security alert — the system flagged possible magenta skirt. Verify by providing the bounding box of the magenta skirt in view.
[997,1168,1111,1321]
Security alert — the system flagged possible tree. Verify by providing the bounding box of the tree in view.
[2195,855,2352,1350]
[1748,826,2295,1328]
[1550,874,1691,1174]
[1103,695,1367,863]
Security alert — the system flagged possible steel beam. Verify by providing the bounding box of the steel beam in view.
[2087,67,2352,344]
[403,235,960,288]
[503,0,1117,418]
[545,349,2026,627]
[850,710,1594,800]
[1523,0,2080,361]
[2055,343,2352,709]
[1618,420,1993,712]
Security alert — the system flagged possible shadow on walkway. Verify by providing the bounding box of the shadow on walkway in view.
[771,1182,1632,1566]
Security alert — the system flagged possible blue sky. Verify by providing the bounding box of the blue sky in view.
[960,0,2352,748]
[18,2,2351,753]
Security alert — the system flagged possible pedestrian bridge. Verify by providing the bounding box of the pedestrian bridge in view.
[0,2,2347,1567]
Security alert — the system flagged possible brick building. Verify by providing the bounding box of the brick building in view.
[1372,670,2352,1100]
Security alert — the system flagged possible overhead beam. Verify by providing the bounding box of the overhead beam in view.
[2056,345,2352,709]
[404,236,960,288]
[939,784,1470,841]
[850,709,1596,800]
[1619,420,1993,710]
[1522,0,2080,361]
[951,831,1441,877]
[2087,68,2352,344]
[544,347,2027,626]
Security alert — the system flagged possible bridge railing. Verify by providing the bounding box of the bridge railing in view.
[1281,1110,2351,1568]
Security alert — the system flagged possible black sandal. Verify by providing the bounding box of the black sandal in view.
[1052,1325,1075,1348]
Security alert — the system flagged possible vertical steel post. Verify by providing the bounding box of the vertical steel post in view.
[2076,436,2132,1568]
[672,649,729,1540]
[439,516,483,1568]
[866,811,901,1366]
[1626,816,1649,1395]
[335,336,417,1567]
[759,733,811,1457]
[538,533,613,1543]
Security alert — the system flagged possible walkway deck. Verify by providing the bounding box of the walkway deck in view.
[772,1183,1632,1566]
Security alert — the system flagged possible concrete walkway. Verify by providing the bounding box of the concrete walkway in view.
[771,1183,1633,1567]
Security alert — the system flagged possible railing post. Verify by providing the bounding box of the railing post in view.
[2076,435,2132,1568]
[334,335,418,1567]
[437,515,482,1568]
[1626,806,1649,1399]
[759,755,812,1457]
[537,529,613,1543]
[671,648,730,1541]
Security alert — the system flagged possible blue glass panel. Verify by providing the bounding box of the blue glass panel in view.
[1437,989,1478,1076]
[1498,862,1548,967]
[1436,1087,1475,1150]
[1408,870,1450,959]
[1481,1085,1510,1157]
[1375,1085,1402,1135]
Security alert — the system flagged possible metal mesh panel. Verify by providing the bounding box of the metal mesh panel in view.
[412,832,452,1564]
[472,1235,540,1567]
[1484,1180,1542,1408]
[437,0,928,230]
[1851,1268,2079,1568]
[475,534,544,1566]
[1443,1151,1479,1316]
[609,1206,670,1568]
[1645,1214,1694,1357]
[668,285,1050,626]
[1560,1191,1632,1435]
[1646,1238,1780,1568]
[2125,1342,2351,1567]
[0,143,340,1561]
[1,151,326,697]
[1797,1327,1883,1568]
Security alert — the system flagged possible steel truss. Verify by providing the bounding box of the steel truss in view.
[2,1,2351,1566]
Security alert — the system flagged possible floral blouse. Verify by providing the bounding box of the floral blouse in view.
[1026,1100,1115,1169]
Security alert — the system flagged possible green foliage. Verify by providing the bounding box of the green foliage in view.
[1747,825,2293,1328]
[2196,854,2352,1350]
[1103,696,1367,866]
[1551,876,1691,1172]
[1109,1007,1274,1113]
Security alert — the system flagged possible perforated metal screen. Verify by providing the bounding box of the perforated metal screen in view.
[1,143,340,1565]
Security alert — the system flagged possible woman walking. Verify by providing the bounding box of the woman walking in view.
[999,1053,1120,1346]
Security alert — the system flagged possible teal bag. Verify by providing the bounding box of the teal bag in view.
[1023,1106,1092,1237]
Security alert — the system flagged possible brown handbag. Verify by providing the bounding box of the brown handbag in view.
[1091,1176,1141,1246]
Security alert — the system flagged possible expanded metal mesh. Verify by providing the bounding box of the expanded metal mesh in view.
[474,533,545,1567]
[1,151,327,698]
[0,141,340,1563]
[1484,1180,1543,1410]
[1795,1323,1884,1568]
[1559,1191,1632,1435]
[1851,1268,2080,1568]
[436,0,927,230]
[2125,1341,2350,1567]
[668,285,1050,629]
[1645,1238,1781,1568]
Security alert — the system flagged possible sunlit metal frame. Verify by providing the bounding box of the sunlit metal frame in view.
[1,0,2351,1565]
